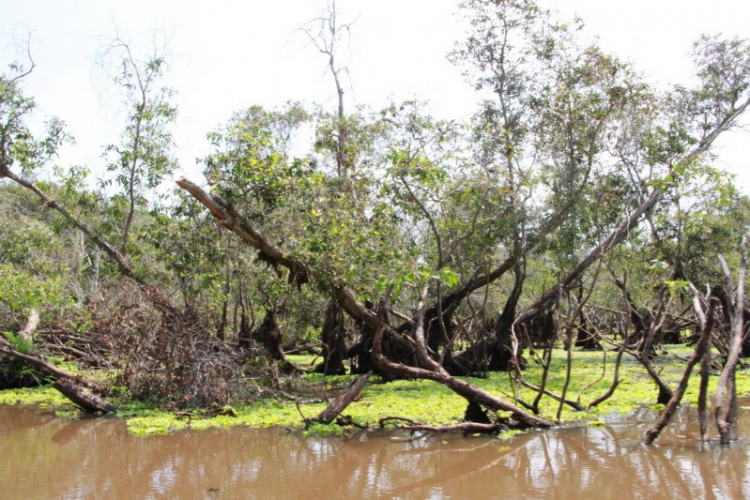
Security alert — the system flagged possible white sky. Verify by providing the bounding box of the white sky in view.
[2,0,749,192]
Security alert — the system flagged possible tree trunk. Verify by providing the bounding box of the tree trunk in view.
[0,339,115,412]
[446,311,554,376]
[53,378,117,414]
[237,286,253,349]
[715,250,747,444]
[315,300,348,375]
[370,308,553,429]
[348,302,417,377]
[574,285,600,349]
[252,311,284,361]
[2,169,142,284]
[251,310,300,373]
[19,309,40,342]
[643,298,715,444]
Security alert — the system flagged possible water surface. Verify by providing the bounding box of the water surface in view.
[1,403,748,499]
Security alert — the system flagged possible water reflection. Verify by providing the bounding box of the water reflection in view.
[1,404,748,499]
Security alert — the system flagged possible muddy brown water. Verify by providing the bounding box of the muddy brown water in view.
[1,403,749,499]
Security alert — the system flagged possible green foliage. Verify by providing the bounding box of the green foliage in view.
[100,42,178,254]
[102,53,177,191]
[664,279,690,297]
[0,71,69,175]
[1,0,750,438]
[0,264,68,314]
[2,332,35,354]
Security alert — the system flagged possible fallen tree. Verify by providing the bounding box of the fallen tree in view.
[177,178,554,429]
[0,337,116,413]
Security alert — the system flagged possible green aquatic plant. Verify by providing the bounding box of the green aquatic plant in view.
[302,422,347,437]
[0,385,70,408]
[3,347,750,437]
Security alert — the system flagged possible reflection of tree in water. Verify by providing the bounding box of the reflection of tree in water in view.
[2,405,750,499]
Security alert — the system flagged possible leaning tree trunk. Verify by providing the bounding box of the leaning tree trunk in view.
[0,338,115,412]
[53,378,117,414]
[0,311,41,388]
[311,372,371,425]
[643,295,716,444]
[370,306,554,429]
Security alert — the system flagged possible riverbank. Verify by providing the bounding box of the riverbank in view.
[2,346,748,436]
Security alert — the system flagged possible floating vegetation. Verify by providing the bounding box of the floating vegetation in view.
[3,347,747,437]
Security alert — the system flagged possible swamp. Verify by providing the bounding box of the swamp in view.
[2,0,750,498]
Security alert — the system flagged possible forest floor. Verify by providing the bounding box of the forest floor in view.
[1,345,749,437]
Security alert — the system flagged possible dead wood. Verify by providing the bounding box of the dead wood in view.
[53,378,117,414]
[587,344,626,409]
[378,416,506,434]
[518,377,585,412]
[370,315,554,429]
[284,344,322,356]
[19,309,40,342]
[0,337,118,413]
[698,341,711,441]
[312,371,371,425]
[0,339,104,393]
[715,247,747,444]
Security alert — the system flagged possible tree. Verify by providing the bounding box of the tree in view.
[300,0,354,180]
[3,1,750,436]
[101,38,178,256]
[181,0,750,430]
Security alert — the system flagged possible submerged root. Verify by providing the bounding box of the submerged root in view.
[378,416,507,434]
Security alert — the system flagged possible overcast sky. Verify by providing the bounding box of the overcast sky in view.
[2,0,749,192]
